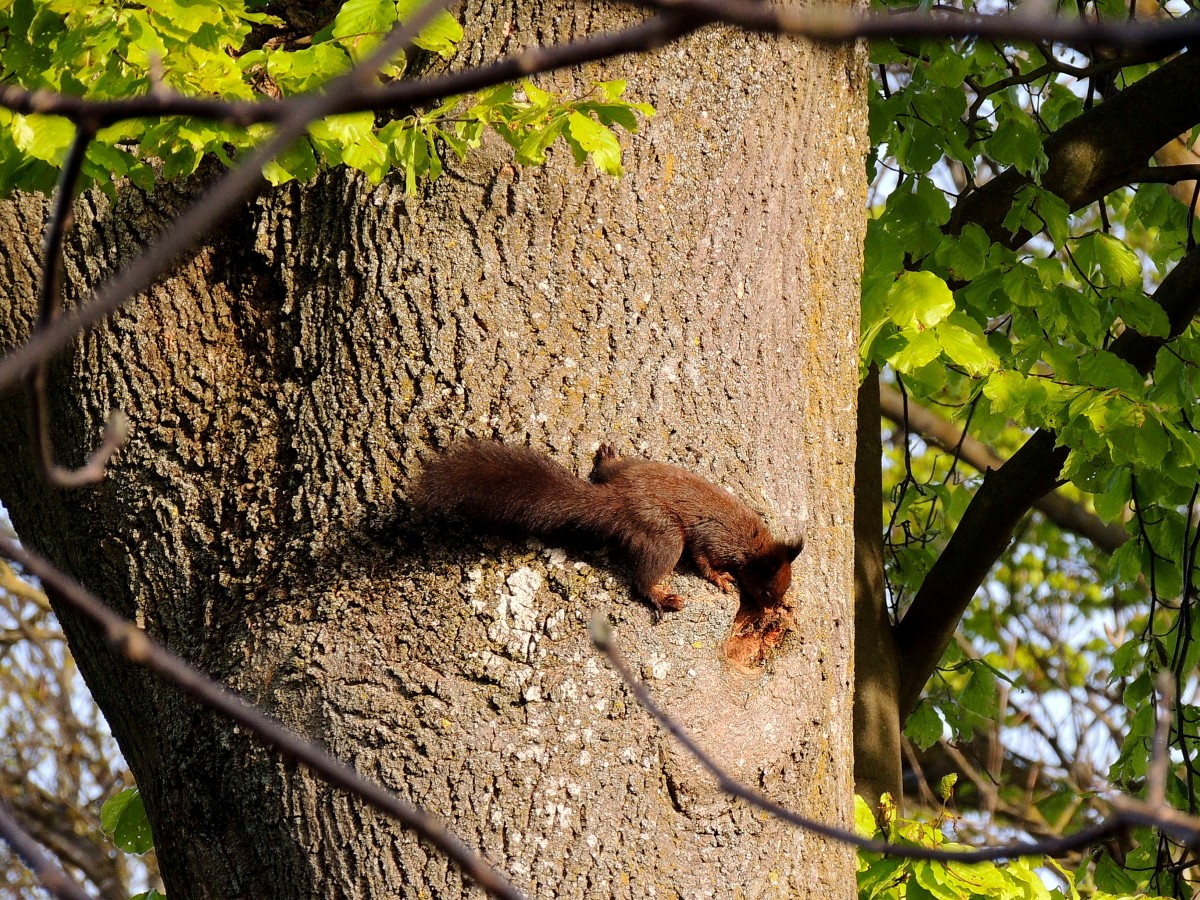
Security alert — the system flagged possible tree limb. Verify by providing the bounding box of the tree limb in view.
[0,538,527,900]
[2,780,128,900]
[0,800,93,900]
[855,374,903,802]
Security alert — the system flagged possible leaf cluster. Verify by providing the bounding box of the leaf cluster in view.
[0,0,655,195]
[856,793,1170,900]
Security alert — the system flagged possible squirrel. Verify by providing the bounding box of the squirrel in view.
[413,440,803,614]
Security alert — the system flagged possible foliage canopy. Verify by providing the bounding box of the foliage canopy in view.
[868,0,1200,895]
[0,0,653,195]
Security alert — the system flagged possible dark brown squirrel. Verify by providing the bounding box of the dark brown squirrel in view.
[413,440,803,613]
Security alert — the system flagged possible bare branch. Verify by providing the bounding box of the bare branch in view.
[0,4,1193,131]
[630,0,1200,48]
[590,615,1136,863]
[2,781,128,900]
[0,799,93,900]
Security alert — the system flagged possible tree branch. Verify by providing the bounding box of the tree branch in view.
[2,781,128,900]
[879,382,1128,553]
[590,617,1200,861]
[631,0,1200,49]
[950,50,1200,244]
[0,799,93,900]
[895,243,1200,716]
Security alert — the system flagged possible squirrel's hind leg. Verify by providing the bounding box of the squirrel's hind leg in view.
[627,528,687,613]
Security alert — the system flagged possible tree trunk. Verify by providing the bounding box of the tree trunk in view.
[852,373,901,803]
[0,4,867,897]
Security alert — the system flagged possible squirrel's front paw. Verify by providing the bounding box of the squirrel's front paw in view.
[708,571,735,593]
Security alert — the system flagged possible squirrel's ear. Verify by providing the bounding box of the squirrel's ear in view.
[781,536,804,562]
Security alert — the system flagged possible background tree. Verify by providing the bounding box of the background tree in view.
[858,3,1200,895]
[0,548,155,900]
[0,0,865,897]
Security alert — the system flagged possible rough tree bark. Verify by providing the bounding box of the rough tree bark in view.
[0,4,866,897]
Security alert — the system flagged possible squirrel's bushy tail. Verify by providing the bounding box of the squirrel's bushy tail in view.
[414,441,616,540]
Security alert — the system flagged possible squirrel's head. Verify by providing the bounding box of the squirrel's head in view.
[738,536,804,608]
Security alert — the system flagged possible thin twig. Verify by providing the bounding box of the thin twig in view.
[0,536,526,900]
[590,615,1138,863]
[26,121,129,487]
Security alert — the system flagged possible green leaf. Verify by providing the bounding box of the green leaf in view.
[308,111,376,163]
[409,9,463,58]
[1113,291,1170,339]
[961,663,999,721]
[890,328,942,373]
[1034,190,1071,250]
[260,138,318,186]
[387,124,428,195]
[1093,466,1131,523]
[100,788,155,854]
[262,43,352,94]
[894,118,946,176]
[565,111,623,176]
[347,141,390,182]
[885,270,955,329]
[924,53,969,88]
[934,313,1000,375]
[331,0,396,60]
[1075,232,1142,289]
[515,114,568,166]
[11,113,74,164]
[522,78,550,107]
[933,224,989,281]
[1078,350,1144,394]
[905,700,944,750]
[1093,851,1141,894]
[986,106,1047,177]
[1000,263,1043,308]
[854,794,880,838]
[1135,415,1169,467]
